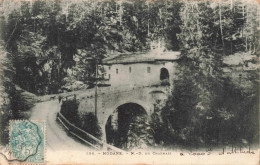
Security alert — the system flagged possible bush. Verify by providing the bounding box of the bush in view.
[60,100,101,139]
[159,76,259,148]
[0,105,12,145]
[0,86,36,144]
[80,112,101,139]
[126,115,155,150]
[9,87,36,119]
[60,99,80,126]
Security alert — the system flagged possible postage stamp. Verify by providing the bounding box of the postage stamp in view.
[9,120,45,164]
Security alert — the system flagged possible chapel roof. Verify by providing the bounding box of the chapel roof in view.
[102,51,181,64]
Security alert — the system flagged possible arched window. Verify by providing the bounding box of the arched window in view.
[160,68,169,80]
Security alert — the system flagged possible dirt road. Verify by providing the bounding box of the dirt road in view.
[30,100,90,151]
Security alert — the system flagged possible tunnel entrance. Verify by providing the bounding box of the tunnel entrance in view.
[105,103,147,149]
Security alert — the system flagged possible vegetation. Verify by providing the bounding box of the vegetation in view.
[126,115,155,150]
[0,47,36,144]
[79,112,102,138]
[159,1,259,148]
[60,99,101,139]
[60,99,80,124]
[0,0,182,95]
[0,0,182,145]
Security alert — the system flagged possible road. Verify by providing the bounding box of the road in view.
[30,100,91,151]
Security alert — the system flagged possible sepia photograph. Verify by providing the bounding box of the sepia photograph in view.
[0,0,259,164]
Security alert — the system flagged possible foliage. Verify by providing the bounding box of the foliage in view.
[1,0,184,93]
[0,46,14,145]
[10,87,36,118]
[159,1,259,148]
[79,112,102,139]
[60,99,101,138]
[60,99,80,125]
[0,45,36,145]
[126,115,155,150]
[2,1,63,94]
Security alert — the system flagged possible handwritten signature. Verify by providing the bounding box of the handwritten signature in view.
[179,147,255,156]
[218,147,255,155]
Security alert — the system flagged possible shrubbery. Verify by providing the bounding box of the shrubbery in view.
[60,99,101,139]
[150,1,260,149]
[0,87,36,145]
[126,115,155,150]
[60,99,80,125]
[79,112,102,138]
[158,76,259,148]
[10,88,36,118]
[0,104,12,145]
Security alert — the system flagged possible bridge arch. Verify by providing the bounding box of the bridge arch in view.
[104,102,149,149]
[103,99,152,123]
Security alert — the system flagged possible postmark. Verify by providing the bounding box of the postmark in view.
[9,120,45,164]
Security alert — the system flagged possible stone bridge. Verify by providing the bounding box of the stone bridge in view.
[71,83,172,142]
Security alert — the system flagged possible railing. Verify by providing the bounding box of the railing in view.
[56,112,124,152]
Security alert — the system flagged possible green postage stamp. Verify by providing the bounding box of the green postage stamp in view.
[9,120,45,163]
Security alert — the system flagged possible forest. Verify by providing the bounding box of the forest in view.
[0,0,259,149]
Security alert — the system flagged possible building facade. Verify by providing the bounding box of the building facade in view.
[102,51,180,88]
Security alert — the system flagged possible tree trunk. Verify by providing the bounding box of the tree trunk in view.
[219,1,225,51]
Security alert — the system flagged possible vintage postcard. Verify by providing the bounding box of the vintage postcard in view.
[0,0,259,164]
